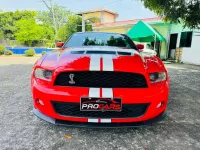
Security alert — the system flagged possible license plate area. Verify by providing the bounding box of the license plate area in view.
[80,97,122,111]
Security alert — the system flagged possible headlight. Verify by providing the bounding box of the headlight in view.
[34,68,52,81]
[149,72,166,83]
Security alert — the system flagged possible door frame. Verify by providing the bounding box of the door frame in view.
[168,33,178,59]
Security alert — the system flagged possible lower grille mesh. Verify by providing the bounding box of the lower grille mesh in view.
[51,101,149,118]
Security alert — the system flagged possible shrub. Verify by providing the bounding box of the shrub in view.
[0,44,6,55]
[5,50,13,55]
[42,51,47,55]
[25,49,35,57]
[46,42,54,48]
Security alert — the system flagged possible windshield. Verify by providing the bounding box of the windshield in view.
[64,32,136,49]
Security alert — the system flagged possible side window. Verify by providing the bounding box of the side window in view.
[179,31,193,47]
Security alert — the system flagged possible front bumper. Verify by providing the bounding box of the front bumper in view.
[33,108,166,128]
[32,78,169,125]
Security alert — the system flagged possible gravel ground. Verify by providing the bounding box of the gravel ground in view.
[0,59,200,150]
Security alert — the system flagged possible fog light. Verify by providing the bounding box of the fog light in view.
[36,99,44,106]
[157,102,164,108]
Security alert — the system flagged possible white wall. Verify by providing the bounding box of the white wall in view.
[181,32,200,65]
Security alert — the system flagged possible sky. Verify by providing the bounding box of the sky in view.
[0,0,156,21]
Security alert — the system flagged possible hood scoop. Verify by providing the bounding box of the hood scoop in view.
[70,50,133,56]
[70,51,85,54]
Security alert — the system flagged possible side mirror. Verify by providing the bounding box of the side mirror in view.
[56,42,64,48]
[136,44,144,52]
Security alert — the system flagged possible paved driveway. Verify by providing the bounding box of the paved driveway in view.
[0,58,199,150]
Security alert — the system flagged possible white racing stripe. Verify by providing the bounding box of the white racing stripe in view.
[102,55,114,98]
[89,55,101,71]
[101,119,111,123]
[102,88,113,98]
[102,55,114,71]
[88,119,112,123]
[88,119,98,123]
[89,88,100,97]
[88,55,113,124]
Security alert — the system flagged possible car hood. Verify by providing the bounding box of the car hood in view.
[39,47,166,74]
[39,47,147,73]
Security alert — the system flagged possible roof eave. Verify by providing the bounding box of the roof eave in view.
[93,21,164,29]
[76,9,119,17]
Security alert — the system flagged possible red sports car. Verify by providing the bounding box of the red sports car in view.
[32,32,169,127]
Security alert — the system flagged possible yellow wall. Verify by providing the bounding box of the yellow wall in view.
[96,26,132,34]
[103,12,115,23]
[96,27,126,34]
[83,12,102,23]
[83,12,101,19]
[83,11,116,23]
[151,24,169,59]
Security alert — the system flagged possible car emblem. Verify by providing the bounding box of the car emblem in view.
[69,74,75,84]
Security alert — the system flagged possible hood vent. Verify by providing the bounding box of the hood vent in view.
[70,51,85,54]
[86,51,116,55]
[70,50,132,56]
[117,52,132,56]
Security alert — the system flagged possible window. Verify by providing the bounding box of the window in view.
[179,31,193,47]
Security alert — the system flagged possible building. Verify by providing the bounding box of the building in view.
[77,8,119,32]
[78,8,200,65]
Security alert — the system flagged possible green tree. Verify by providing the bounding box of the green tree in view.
[141,0,200,28]
[58,14,81,41]
[85,20,93,32]
[41,24,55,41]
[58,15,93,41]
[0,31,4,40]
[14,19,54,46]
[0,10,37,39]
[39,0,71,40]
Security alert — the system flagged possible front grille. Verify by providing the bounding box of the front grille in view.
[51,101,149,118]
[54,71,148,88]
